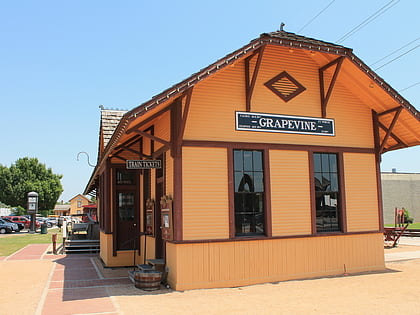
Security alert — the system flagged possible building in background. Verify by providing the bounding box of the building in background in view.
[69,194,91,215]
[382,171,420,224]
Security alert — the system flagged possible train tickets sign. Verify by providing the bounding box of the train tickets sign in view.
[126,160,162,169]
[235,111,335,136]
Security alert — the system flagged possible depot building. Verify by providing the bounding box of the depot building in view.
[84,30,420,290]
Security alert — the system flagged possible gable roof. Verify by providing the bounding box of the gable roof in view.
[84,30,419,194]
[69,194,90,202]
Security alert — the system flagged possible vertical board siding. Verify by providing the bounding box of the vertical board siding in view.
[166,154,174,197]
[154,111,170,152]
[182,147,229,240]
[344,153,380,232]
[166,233,385,290]
[270,150,312,236]
[184,44,374,149]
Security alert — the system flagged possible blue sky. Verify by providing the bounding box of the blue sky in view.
[0,0,419,201]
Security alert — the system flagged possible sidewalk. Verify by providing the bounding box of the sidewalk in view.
[1,238,420,315]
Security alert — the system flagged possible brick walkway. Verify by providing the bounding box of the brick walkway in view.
[4,244,132,315]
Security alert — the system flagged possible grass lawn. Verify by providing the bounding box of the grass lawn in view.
[384,222,420,229]
[0,228,62,256]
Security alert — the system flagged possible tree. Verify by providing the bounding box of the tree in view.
[0,157,63,211]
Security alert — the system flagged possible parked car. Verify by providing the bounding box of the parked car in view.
[3,216,41,229]
[36,217,53,228]
[0,218,19,234]
[2,218,24,231]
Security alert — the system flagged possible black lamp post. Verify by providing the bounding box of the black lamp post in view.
[28,192,38,233]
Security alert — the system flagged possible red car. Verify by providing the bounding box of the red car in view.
[3,216,41,229]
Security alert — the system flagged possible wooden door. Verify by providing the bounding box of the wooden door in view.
[115,169,139,251]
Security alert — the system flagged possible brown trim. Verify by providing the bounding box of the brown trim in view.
[375,150,384,231]
[227,149,235,238]
[228,148,272,238]
[377,121,407,150]
[170,98,183,158]
[319,56,344,118]
[245,46,265,111]
[308,151,316,234]
[308,151,347,235]
[112,167,117,256]
[378,107,403,154]
[338,152,347,233]
[183,140,375,154]
[152,145,170,159]
[132,129,170,147]
[377,106,403,117]
[126,105,172,135]
[179,88,193,141]
[167,230,383,245]
[263,149,272,237]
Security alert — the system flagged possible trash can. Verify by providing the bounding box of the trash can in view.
[41,223,48,234]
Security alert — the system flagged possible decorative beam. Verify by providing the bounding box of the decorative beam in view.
[377,106,403,117]
[178,88,193,144]
[126,105,172,134]
[319,56,344,118]
[170,97,183,158]
[245,46,265,112]
[374,107,407,154]
[132,129,170,146]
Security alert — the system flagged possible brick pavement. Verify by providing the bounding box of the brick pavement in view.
[3,244,132,315]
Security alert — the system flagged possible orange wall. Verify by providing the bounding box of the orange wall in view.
[270,150,312,236]
[184,45,374,149]
[166,233,385,290]
[182,147,229,240]
[344,153,380,232]
[100,232,154,267]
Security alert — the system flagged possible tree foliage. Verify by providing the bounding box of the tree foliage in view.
[0,157,63,211]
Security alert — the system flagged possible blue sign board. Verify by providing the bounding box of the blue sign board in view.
[235,111,335,136]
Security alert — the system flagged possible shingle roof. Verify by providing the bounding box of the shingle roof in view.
[260,30,349,52]
[100,108,127,148]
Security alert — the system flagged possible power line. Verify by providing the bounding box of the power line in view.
[399,81,420,92]
[298,0,337,33]
[336,0,400,44]
[374,44,420,70]
[371,37,420,66]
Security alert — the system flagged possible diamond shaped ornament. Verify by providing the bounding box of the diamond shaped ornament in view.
[264,71,306,102]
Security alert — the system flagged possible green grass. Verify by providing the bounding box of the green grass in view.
[0,228,62,256]
[384,222,420,229]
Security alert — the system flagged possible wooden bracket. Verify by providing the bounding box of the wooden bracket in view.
[245,46,265,112]
[374,107,407,154]
[319,56,344,118]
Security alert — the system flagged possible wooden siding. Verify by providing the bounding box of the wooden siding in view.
[165,154,174,197]
[344,153,380,232]
[100,231,154,267]
[270,150,312,236]
[166,233,385,290]
[182,147,229,240]
[184,45,375,149]
[154,111,170,152]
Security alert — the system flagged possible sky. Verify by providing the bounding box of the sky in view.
[0,0,419,202]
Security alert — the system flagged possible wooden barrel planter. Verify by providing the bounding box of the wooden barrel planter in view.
[130,270,162,291]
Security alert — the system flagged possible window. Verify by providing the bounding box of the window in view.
[234,149,265,236]
[313,153,341,232]
[116,170,135,185]
[77,201,82,208]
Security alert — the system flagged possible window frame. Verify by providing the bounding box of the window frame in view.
[309,151,347,234]
[229,148,272,238]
